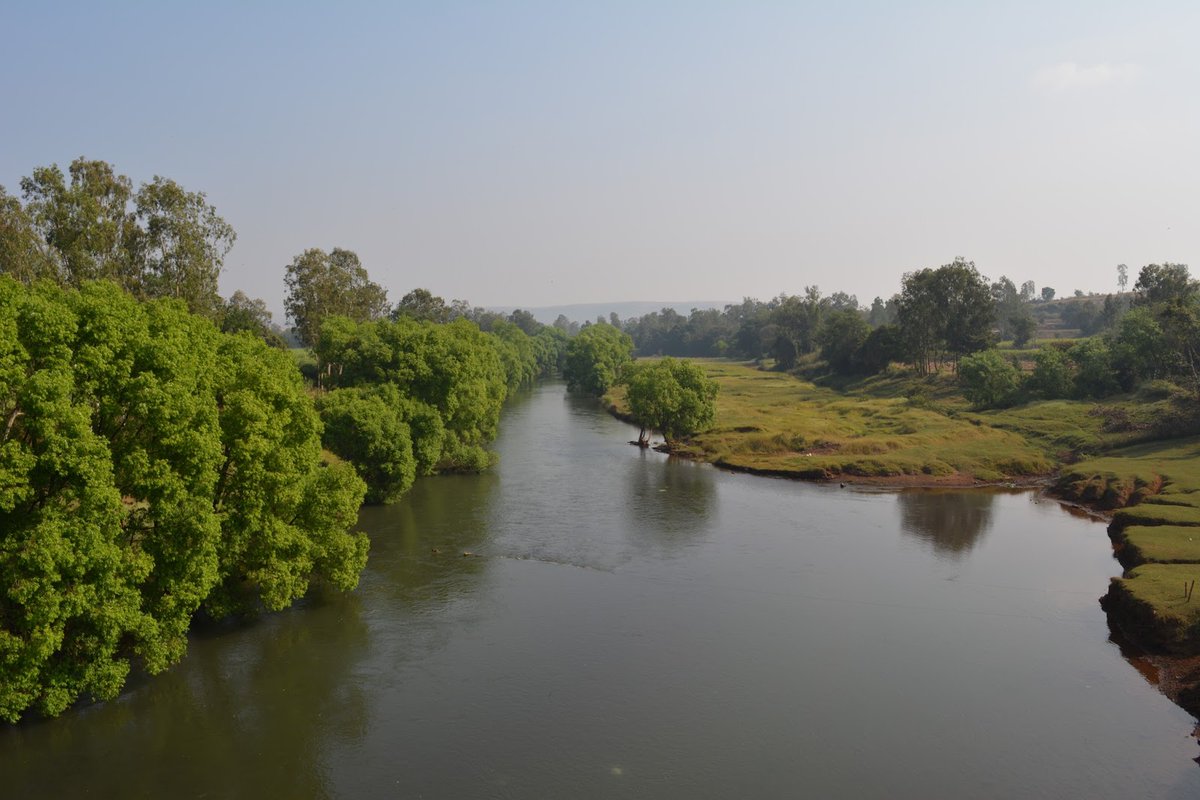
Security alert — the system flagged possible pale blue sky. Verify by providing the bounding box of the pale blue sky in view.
[3,1,1198,314]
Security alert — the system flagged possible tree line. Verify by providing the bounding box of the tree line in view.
[0,279,368,722]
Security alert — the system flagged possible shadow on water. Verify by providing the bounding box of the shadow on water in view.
[0,586,371,798]
[896,488,999,558]
[623,451,717,555]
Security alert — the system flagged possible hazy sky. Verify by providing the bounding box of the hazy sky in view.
[3,1,1198,316]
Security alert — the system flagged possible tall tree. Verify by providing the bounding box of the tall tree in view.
[0,186,56,282]
[127,176,235,315]
[284,248,389,346]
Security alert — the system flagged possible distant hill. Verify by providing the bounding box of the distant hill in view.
[488,301,733,325]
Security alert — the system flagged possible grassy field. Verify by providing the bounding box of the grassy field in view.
[609,360,1055,482]
[607,358,1185,484]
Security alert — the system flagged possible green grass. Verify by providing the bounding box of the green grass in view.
[1113,564,1200,647]
[608,359,1053,482]
[1123,526,1200,563]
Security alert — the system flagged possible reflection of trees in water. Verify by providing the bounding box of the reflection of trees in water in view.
[624,453,717,555]
[357,471,496,605]
[0,588,371,798]
[897,490,997,557]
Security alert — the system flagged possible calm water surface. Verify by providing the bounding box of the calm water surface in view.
[4,381,1200,798]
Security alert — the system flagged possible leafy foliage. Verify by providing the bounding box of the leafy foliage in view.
[563,323,633,395]
[624,358,718,443]
[958,350,1020,409]
[0,279,366,722]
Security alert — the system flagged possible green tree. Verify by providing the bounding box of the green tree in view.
[1041,286,1055,302]
[20,158,135,286]
[126,176,235,315]
[0,186,56,282]
[489,321,539,391]
[817,309,870,374]
[1069,338,1119,399]
[284,248,389,346]
[220,290,284,347]
[392,288,450,323]
[899,258,994,373]
[315,316,507,471]
[0,279,368,721]
[18,160,233,315]
[958,350,1020,408]
[318,387,417,504]
[624,358,718,445]
[1026,346,1072,399]
[1134,263,1196,308]
[564,323,633,395]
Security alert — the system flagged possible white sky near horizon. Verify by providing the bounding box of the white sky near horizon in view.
[2,1,1198,319]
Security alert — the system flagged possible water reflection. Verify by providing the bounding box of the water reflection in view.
[358,472,497,606]
[897,489,997,558]
[0,588,370,798]
[623,452,716,555]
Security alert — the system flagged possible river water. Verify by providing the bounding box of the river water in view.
[3,381,1200,798]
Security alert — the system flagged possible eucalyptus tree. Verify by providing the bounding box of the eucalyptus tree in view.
[284,247,389,346]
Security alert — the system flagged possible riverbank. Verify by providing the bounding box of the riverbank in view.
[604,359,1186,487]
[1055,438,1200,722]
[605,358,1200,725]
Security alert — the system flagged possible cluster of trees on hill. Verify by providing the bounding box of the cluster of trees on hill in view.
[960,264,1200,407]
[0,279,367,722]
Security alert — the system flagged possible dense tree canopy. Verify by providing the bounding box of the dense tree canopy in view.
[314,315,508,473]
[563,323,633,395]
[0,278,366,722]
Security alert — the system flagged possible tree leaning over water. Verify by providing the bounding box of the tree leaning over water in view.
[624,358,718,446]
[0,278,367,722]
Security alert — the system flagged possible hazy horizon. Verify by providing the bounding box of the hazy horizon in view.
[4,2,1197,318]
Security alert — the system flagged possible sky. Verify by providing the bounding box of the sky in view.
[3,1,1198,317]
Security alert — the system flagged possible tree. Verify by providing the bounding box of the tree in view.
[1117,263,1129,292]
[1009,311,1036,348]
[221,290,284,347]
[563,322,633,395]
[1134,263,1197,308]
[817,309,870,374]
[624,358,718,446]
[958,350,1020,408]
[1041,286,1055,302]
[393,288,450,323]
[0,186,55,282]
[314,316,507,471]
[317,387,416,504]
[898,258,994,373]
[508,308,541,335]
[856,324,905,374]
[1069,338,1119,399]
[20,158,135,286]
[1019,280,1036,302]
[0,278,367,721]
[284,248,389,346]
[18,159,233,315]
[1026,346,1072,399]
[126,176,235,315]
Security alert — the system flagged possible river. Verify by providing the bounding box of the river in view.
[3,381,1199,798]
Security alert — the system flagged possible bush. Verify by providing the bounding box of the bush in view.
[959,349,1020,408]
